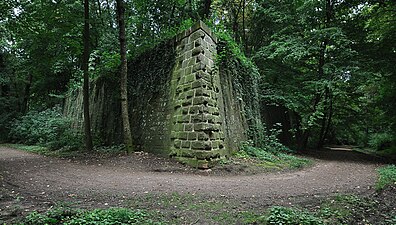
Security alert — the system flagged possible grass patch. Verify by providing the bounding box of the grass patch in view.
[245,194,380,225]
[11,192,394,224]
[318,195,373,223]
[20,207,159,225]
[2,143,127,158]
[264,206,323,225]
[234,145,312,170]
[2,144,49,154]
[126,193,248,224]
[376,164,396,190]
[2,144,82,158]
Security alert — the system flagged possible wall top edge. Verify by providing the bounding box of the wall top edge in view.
[175,20,217,44]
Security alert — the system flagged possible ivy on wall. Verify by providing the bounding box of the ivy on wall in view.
[217,35,265,148]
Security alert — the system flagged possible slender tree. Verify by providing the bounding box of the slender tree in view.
[116,0,133,152]
[83,0,93,151]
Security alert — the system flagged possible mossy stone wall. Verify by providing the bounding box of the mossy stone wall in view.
[169,22,227,168]
[127,41,176,154]
[65,21,262,168]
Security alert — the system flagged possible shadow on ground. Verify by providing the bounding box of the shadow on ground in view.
[302,146,393,164]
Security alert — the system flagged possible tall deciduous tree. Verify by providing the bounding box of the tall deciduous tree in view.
[251,0,363,150]
[116,0,133,152]
[83,0,93,151]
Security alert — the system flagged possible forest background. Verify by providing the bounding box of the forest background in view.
[0,0,395,154]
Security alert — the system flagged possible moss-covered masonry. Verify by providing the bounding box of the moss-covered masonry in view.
[169,21,227,168]
[64,21,258,168]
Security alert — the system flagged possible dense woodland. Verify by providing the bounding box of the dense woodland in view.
[0,0,395,153]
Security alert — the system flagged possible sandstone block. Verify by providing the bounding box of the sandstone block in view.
[176,115,190,123]
[192,62,206,73]
[181,99,192,107]
[192,79,209,89]
[192,46,204,56]
[191,140,212,150]
[174,140,182,148]
[181,140,191,148]
[184,123,194,131]
[197,132,210,141]
[190,30,205,41]
[187,132,197,140]
[195,88,212,97]
[193,96,211,106]
[184,74,195,84]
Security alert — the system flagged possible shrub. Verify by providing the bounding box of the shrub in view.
[9,106,82,150]
[24,211,58,225]
[376,164,396,190]
[240,143,277,162]
[265,206,323,225]
[369,132,393,150]
[23,207,78,225]
[276,153,311,168]
[64,208,151,225]
[23,208,157,225]
[0,96,20,143]
[237,143,311,169]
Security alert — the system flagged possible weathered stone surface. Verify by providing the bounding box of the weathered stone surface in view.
[197,132,210,140]
[190,30,205,41]
[195,88,212,97]
[194,123,221,132]
[187,132,197,140]
[172,148,226,159]
[168,21,227,167]
[175,131,188,140]
[184,123,194,131]
[181,140,191,148]
[174,140,182,148]
[191,140,212,150]
[192,46,204,56]
[193,62,207,73]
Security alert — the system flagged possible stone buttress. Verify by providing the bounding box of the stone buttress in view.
[169,21,227,168]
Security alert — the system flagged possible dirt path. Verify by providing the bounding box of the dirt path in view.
[0,146,384,215]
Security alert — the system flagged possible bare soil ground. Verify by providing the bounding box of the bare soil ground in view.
[0,146,391,224]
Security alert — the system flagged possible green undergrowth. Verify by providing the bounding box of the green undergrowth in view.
[317,195,377,224]
[376,146,396,160]
[353,145,396,161]
[246,194,392,224]
[233,144,312,170]
[2,144,50,155]
[12,195,386,225]
[260,206,323,224]
[8,189,395,225]
[2,144,127,158]
[17,207,159,225]
[8,107,83,151]
[376,164,396,190]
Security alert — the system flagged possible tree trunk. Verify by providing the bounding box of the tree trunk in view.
[83,0,93,151]
[116,0,133,153]
[201,0,212,19]
[317,88,330,149]
[316,0,334,149]
[242,0,247,51]
[21,73,32,114]
[322,92,333,145]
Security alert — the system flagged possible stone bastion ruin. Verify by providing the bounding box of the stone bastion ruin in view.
[64,21,262,168]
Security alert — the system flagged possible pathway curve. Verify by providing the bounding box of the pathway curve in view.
[0,146,383,209]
